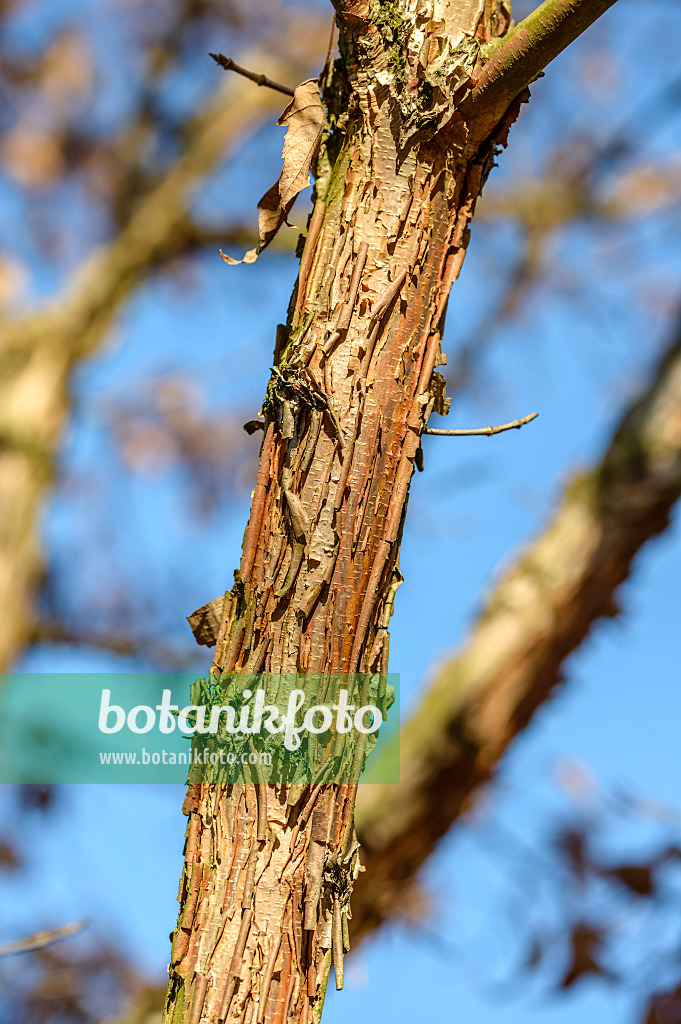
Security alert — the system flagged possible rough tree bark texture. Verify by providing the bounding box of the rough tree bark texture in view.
[164,2,618,1022]
[117,310,681,1024]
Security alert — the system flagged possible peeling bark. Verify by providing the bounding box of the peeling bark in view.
[118,321,681,1024]
[164,5,532,1024]
[165,1,623,1021]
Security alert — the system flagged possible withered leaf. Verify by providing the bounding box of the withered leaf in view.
[0,840,20,870]
[220,182,291,266]
[556,826,590,882]
[187,594,225,648]
[221,79,323,266]
[430,371,451,417]
[643,984,681,1024]
[243,419,264,435]
[277,78,324,211]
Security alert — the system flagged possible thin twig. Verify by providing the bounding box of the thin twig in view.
[210,53,294,97]
[424,412,538,437]
[0,919,88,958]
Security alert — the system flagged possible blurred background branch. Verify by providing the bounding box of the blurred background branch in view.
[354,307,681,940]
[0,7,327,671]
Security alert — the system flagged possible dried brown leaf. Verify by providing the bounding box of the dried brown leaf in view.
[0,840,21,870]
[556,826,590,882]
[430,371,451,417]
[643,984,681,1024]
[187,595,224,648]
[603,863,656,897]
[221,80,323,266]
[277,78,323,211]
[220,182,291,266]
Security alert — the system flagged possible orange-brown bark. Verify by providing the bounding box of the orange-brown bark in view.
[164,1,622,1021]
[164,3,522,1022]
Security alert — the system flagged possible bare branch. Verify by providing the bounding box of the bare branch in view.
[210,53,294,97]
[0,920,88,958]
[424,412,538,436]
[468,0,620,116]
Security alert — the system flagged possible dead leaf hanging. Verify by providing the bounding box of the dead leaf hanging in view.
[221,79,323,266]
[220,182,289,265]
[277,78,324,210]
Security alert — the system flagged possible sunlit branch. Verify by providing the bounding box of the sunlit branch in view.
[210,53,294,97]
[469,0,620,113]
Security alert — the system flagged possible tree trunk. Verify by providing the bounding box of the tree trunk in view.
[163,2,619,1022]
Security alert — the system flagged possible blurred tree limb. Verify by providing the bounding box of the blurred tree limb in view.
[352,313,681,940]
[0,33,324,671]
[0,920,87,958]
